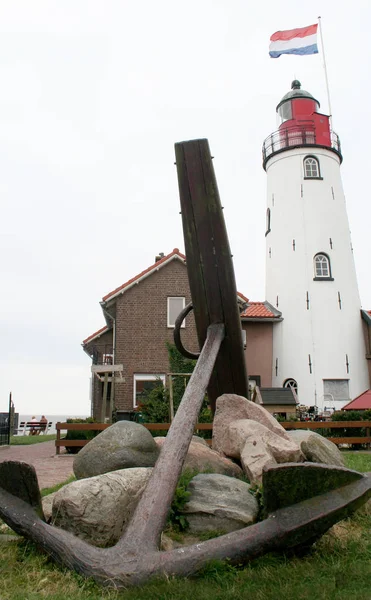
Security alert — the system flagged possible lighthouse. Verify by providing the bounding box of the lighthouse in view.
[263,80,369,411]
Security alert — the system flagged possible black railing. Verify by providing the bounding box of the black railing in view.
[0,412,10,446]
[262,125,342,167]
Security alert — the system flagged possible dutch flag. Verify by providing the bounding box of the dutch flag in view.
[269,24,318,59]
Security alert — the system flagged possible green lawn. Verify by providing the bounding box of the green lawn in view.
[10,434,56,445]
[342,451,371,473]
[0,453,370,599]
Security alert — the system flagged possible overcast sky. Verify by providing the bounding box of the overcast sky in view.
[1,1,370,416]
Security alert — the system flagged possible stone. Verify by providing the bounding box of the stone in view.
[287,430,345,467]
[51,468,152,547]
[212,393,291,454]
[73,421,160,479]
[190,435,209,447]
[215,419,303,484]
[181,473,259,533]
[42,492,57,523]
[239,436,276,484]
[262,462,365,516]
[154,437,243,478]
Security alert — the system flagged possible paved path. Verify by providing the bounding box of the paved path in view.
[0,441,74,489]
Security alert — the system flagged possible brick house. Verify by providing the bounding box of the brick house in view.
[82,248,283,420]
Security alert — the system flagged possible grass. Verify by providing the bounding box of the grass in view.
[342,451,371,473]
[0,452,370,599]
[40,476,76,497]
[10,434,56,445]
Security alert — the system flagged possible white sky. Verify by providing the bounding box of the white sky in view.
[1,1,370,416]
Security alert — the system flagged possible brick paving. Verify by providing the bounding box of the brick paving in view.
[0,441,74,489]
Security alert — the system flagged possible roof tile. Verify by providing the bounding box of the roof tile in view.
[342,389,371,410]
[241,302,277,318]
[102,248,186,302]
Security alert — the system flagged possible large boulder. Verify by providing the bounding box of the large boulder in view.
[181,473,259,533]
[73,421,160,479]
[154,437,243,478]
[213,394,291,454]
[287,430,345,467]
[50,468,152,547]
[222,419,303,484]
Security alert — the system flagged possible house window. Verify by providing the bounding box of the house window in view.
[304,156,320,178]
[133,374,166,408]
[167,297,185,328]
[323,379,350,404]
[314,253,332,279]
[283,378,298,397]
[265,208,271,236]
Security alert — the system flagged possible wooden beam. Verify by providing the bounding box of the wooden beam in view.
[91,365,124,373]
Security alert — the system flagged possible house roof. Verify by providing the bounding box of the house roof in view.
[82,325,109,346]
[260,388,297,406]
[342,389,371,410]
[83,249,280,347]
[241,301,282,320]
[102,248,186,303]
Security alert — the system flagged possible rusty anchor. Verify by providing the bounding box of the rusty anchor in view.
[0,139,370,588]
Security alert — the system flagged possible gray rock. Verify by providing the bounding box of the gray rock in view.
[73,421,160,479]
[191,436,209,447]
[287,430,344,467]
[213,393,291,454]
[220,419,303,484]
[181,473,259,533]
[42,492,57,522]
[51,468,152,547]
[154,437,243,478]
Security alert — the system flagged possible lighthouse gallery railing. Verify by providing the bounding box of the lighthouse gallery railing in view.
[262,125,342,166]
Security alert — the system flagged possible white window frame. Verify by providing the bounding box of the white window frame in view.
[167,296,185,328]
[314,253,331,278]
[304,156,320,178]
[133,374,166,408]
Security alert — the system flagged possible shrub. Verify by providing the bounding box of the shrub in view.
[139,344,212,437]
[167,469,197,531]
[65,417,98,454]
[330,410,371,449]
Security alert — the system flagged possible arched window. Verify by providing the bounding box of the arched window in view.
[304,156,320,178]
[283,378,298,397]
[265,208,271,236]
[314,253,332,279]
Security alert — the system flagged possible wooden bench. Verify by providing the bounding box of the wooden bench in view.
[16,421,52,436]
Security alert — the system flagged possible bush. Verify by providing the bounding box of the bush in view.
[65,417,98,454]
[330,410,371,449]
[139,344,213,437]
[167,469,198,531]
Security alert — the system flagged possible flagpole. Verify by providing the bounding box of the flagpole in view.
[318,16,333,131]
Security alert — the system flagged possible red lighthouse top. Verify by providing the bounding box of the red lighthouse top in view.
[262,80,342,169]
[277,80,330,147]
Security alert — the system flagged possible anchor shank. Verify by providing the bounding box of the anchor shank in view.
[118,322,225,551]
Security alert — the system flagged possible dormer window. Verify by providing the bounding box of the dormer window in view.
[313,253,333,280]
[304,156,320,178]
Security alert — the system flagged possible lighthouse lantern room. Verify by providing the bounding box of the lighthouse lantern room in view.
[263,80,368,411]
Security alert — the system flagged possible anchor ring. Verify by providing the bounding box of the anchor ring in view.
[173,302,200,360]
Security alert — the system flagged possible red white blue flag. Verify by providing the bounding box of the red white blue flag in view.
[269,24,318,58]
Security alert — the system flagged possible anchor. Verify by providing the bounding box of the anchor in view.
[0,139,370,588]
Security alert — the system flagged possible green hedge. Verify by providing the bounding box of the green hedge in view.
[64,417,98,454]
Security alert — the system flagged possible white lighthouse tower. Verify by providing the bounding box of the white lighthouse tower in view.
[263,80,369,412]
